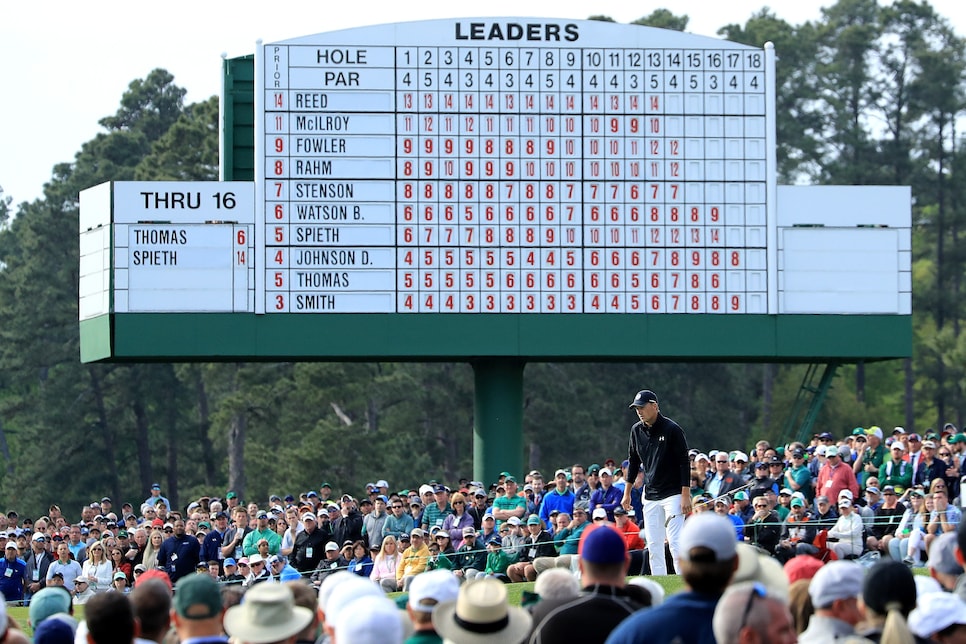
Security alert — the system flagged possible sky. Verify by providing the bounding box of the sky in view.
[3,0,965,207]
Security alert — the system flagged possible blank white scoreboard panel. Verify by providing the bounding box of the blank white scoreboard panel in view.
[79,183,113,321]
[256,19,777,314]
[776,185,912,315]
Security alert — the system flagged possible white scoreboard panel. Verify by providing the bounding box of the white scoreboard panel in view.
[79,182,256,316]
[256,19,776,314]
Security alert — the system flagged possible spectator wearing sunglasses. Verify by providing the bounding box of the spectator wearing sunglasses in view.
[705,452,743,500]
[440,493,474,549]
[783,448,813,503]
[744,498,780,554]
[712,582,796,644]
[381,498,415,543]
[913,440,944,487]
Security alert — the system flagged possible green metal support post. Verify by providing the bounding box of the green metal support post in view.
[473,360,525,485]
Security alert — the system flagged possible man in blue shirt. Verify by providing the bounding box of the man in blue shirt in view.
[538,469,575,529]
[606,513,737,644]
[157,519,201,583]
[713,497,745,541]
[143,483,170,509]
[201,511,228,572]
[590,468,624,521]
[0,541,27,602]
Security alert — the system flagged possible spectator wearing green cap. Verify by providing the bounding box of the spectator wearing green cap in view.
[171,573,227,644]
[28,586,72,631]
[775,497,816,564]
[492,477,527,529]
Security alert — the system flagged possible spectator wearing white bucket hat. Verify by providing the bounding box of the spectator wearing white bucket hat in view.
[433,577,532,644]
[223,584,313,644]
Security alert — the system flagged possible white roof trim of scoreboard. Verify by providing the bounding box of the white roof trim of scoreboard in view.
[267,18,763,50]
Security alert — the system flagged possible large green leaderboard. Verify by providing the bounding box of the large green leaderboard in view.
[78,19,911,482]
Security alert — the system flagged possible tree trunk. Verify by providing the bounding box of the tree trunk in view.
[443,424,461,482]
[936,114,948,428]
[951,120,961,426]
[132,390,153,496]
[761,364,775,432]
[166,383,179,512]
[856,361,865,403]
[89,367,121,503]
[905,358,914,433]
[0,417,13,476]
[366,396,379,434]
[228,411,246,500]
[195,370,216,486]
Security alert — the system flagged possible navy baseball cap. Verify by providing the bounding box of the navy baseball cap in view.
[629,390,658,407]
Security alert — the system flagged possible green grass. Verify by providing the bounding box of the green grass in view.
[502,575,686,605]
[8,607,28,632]
[389,574,687,607]
[8,604,85,636]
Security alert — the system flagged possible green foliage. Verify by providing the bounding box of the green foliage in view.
[99,69,186,140]
[1,2,965,516]
[0,187,10,230]
[631,10,689,31]
[136,96,220,181]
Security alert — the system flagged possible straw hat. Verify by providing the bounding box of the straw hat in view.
[432,578,532,644]
[223,584,313,644]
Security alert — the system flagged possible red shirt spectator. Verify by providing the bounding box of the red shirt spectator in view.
[816,445,860,502]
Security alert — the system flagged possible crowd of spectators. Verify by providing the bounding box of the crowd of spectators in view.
[15,499,966,644]
[6,422,966,643]
[685,425,966,567]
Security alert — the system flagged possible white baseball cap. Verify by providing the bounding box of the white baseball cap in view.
[909,592,966,638]
[408,570,459,613]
